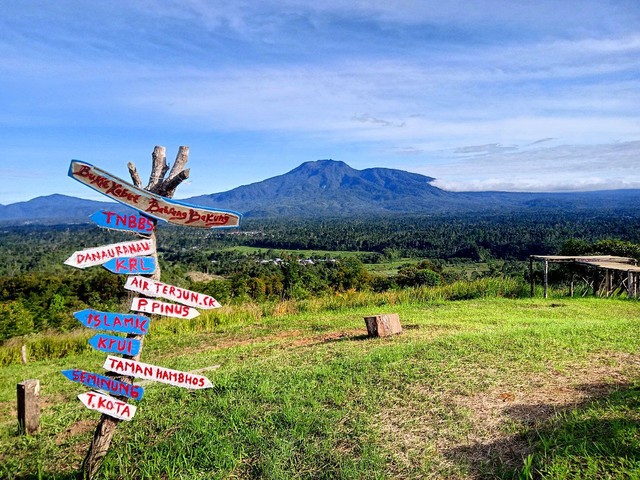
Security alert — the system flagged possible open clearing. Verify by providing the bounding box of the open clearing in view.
[1,296,639,479]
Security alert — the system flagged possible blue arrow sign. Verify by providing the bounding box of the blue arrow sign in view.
[103,256,156,275]
[88,333,141,356]
[61,369,144,400]
[73,309,150,335]
[90,210,155,236]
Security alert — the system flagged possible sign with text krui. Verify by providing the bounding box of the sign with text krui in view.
[103,256,156,275]
[88,333,141,356]
[124,276,221,309]
[74,309,150,335]
[103,355,213,389]
[130,297,200,319]
[90,210,155,235]
[64,238,155,269]
[78,391,137,421]
[62,369,144,400]
[69,160,242,229]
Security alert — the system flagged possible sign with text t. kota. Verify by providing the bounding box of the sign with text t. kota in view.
[69,160,242,229]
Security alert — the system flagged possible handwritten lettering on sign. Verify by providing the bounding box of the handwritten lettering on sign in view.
[62,369,144,400]
[103,256,156,275]
[74,309,150,335]
[88,334,141,356]
[69,160,242,229]
[64,238,155,269]
[103,355,213,389]
[78,391,136,421]
[131,297,200,319]
[90,210,155,235]
[125,276,221,309]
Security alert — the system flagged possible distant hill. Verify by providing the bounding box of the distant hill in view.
[2,160,640,224]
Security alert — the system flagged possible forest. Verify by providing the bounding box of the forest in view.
[2,210,640,341]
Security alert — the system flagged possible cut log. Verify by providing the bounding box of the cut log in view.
[364,314,402,337]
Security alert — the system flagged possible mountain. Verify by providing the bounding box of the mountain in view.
[2,160,640,224]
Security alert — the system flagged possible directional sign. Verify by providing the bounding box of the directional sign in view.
[78,391,137,421]
[88,333,141,356]
[64,238,155,269]
[90,210,155,235]
[131,297,200,319]
[103,256,156,275]
[74,309,150,335]
[124,276,221,309]
[62,369,144,400]
[69,160,242,229]
[103,355,213,389]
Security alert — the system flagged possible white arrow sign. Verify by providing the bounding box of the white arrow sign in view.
[78,391,137,421]
[130,297,200,319]
[103,355,213,389]
[124,276,221,309]
[64,238,155,269]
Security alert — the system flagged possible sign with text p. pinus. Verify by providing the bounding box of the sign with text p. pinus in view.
[68,160,242,228]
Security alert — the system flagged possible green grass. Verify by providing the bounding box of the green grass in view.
[221,246,376,259]
[1,294,639,479]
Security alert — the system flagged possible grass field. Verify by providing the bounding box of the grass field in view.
[1,293,639,479]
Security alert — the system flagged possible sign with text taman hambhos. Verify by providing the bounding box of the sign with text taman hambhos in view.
[69,160,242,229]
[64,238,155,269]
[125,276,221,309]
[103,355,213,389]
[78,391,137,421]
[62,369,144,400]
[73,309,150,335]
[91,210,155,235]
[131,297,200,319]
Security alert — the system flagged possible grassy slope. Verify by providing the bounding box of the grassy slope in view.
[1,296,639,479]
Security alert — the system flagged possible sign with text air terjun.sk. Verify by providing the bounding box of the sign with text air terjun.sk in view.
[90,210,155,235]
[69,160,242,229]
[124,276,221,309]
[78,391,137,421]
[103,355,213,389]
[88,333,141,356]
[62,369,144,400]
[64,238,155,269]
[73,309,150,335]
[102,256,156,275]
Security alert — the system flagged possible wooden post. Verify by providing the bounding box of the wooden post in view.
[81,146,191,480]
[21,345,27,364]
[17,379,40,435]
[570,272,575,297]
[594,268,600,296]
[543,260,549,299]
[529,257,534,297]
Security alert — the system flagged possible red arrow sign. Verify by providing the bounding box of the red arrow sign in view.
[78,391,137,421]
[124,276,221,309]
[64,238,155,269]
[103,355,213,389]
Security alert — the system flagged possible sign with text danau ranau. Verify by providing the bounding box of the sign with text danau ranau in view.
[64,238,155,269]
[69,160,242,229]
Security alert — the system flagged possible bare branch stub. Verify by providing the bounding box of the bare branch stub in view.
[146,146,168,191]
[166,146,190,183]
[158,169,190,198]
[127,162,142,188]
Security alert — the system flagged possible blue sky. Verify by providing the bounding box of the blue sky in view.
[2,0,639,204]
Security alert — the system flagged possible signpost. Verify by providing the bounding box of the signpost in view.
[103,256,156,275]
[90,210,155,235]
[64,238,155,269]
[124,276,221,309]
[78,392,137,421]
[103,355,213,389]
[69,160,242,228]
[62,370,144,400]
[88,334,141,356]
[73,309,150,335]
[130,297,200,319]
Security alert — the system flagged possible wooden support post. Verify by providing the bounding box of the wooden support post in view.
[570,272,575,297]
[594,269,600,296]
[81,146,189,480]
[529,257,534,297]
[21,345,27,364]
[17,379,40,435]
[543,260,549,299]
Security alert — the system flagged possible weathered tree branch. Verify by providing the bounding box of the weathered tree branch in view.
[127,162,142,188]
[166,146,189,183]
[157,168,190,198]
[146,146,168,191]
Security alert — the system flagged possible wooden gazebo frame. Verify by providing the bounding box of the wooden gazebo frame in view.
[529,255,640,298]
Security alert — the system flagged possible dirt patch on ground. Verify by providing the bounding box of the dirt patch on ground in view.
[376,352,640,479]
[55,419,95,446]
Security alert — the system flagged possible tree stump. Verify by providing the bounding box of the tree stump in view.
[364,314,402,337]
[17,379,40,435]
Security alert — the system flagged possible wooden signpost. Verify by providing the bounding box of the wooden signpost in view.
[61,146,241,479]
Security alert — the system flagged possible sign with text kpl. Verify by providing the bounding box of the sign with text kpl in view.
[103,355,213,389]
[103,256,156,275]
[88,333,141,356]
[130,297,200,319]
[90,210,155,236]
[74,309,150,335]
[69,160,242,229]
[64,238,155,269]
[62,369,144,400]
[124,276,221,309]
[78,391,137,421]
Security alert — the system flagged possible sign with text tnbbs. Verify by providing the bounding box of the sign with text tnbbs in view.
[103,355,213,389]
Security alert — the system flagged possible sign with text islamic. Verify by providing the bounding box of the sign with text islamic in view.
[103,355,213,389]
[90,210,155,235]
[124,276,221,309]
[73,309,150,335]
[69,160,242,228]
[64,238,155,269]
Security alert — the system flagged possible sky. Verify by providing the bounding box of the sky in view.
[1,0,640,204]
